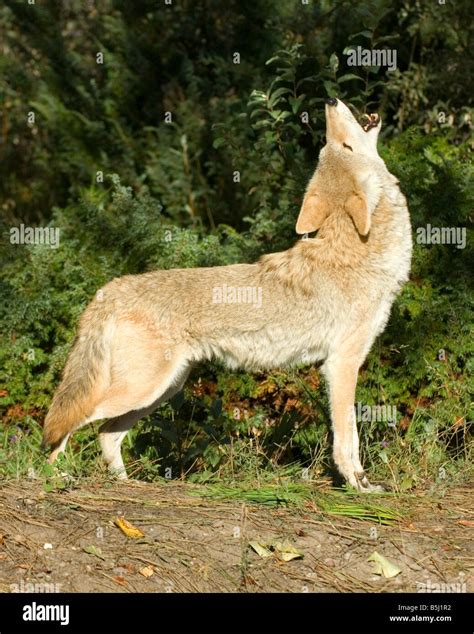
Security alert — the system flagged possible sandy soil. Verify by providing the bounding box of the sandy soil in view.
[0,480,472,594]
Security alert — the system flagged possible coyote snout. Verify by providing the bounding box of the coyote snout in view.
[324,97,381,157]
[43,99,412,492]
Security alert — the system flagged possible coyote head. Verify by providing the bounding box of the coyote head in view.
[324,97,382,158]
[296,98,385,236]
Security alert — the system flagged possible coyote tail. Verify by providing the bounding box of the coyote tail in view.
[42,320,111,449]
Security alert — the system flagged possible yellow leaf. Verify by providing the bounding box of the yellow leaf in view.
[139,565,154,578]
[82,545,106,560]
[368,551,402,578]
[272,541,304,562]
[249,541,273,558]
[114,516,145,539]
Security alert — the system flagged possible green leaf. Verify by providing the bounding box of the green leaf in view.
[323,80,337,96]
[288,95,305,114]
[268,87,291,108]
[212,138,226,149]
[264,131,277,144]
[337,73,365,84]
[400,475,414,491]
[348,30,373,41]
[83,545,106,561]
[329,53,339,73]
[266,55,290,67]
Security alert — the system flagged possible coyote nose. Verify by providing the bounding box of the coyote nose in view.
[326,97,338,106]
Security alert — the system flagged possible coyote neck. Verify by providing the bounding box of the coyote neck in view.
[259,191,411,293]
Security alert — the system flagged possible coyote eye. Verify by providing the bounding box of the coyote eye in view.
[343,143,353,151]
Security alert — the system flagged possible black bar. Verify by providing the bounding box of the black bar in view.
[0,592,471,634]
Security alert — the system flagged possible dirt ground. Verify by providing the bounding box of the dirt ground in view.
[0,479,472,593]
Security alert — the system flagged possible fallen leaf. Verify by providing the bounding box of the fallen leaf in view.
[271,541,304,562]
[368,551,401,578]
[114,517,145,539]
[399,475,414,491]
[139,565,154,578]
[82,545,106,560]
[249,540,303,562]
[113,576,127,586]
[249,541,272,558]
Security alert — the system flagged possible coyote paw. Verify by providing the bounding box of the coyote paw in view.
[108,465,128,481]
[354,471,386,493]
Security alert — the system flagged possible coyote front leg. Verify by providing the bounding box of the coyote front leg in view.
[323,358,383,492]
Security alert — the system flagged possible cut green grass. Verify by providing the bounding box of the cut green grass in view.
[314,492,402,525]
[192,481,402,525]
[192,482,311,507]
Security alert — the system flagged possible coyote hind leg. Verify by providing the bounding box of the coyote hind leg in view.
[47,433,71,464]
[99,366,191,479]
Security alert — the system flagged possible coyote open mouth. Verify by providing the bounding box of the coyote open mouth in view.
[359,112,380,132]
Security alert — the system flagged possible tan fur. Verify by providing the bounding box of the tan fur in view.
[43,99,412,491]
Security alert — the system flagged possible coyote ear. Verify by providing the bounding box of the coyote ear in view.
[345,175,382,236]
[296,194,329,234]
[344,192,371,236]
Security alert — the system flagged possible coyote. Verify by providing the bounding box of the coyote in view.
[43,98,412,492]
